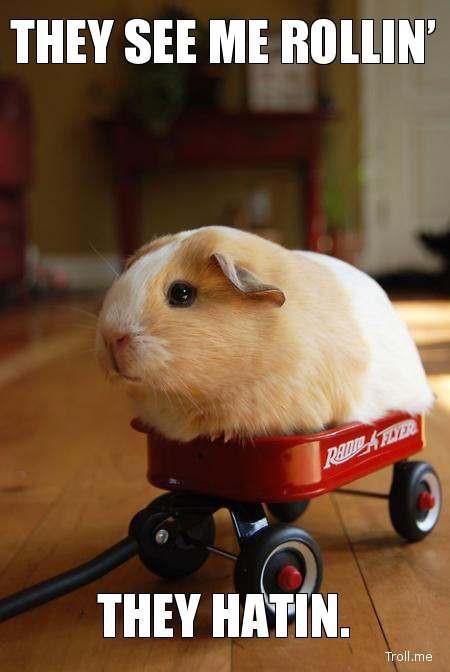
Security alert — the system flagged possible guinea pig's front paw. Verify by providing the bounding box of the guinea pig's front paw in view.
[208,431,235,443]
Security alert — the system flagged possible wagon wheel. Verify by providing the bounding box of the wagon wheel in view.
[234,524,322,625]
[130,493,215,579]
[389,461,441,542]
[267,500,309,522]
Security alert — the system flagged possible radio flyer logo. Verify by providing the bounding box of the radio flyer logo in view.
[323,418,418,470]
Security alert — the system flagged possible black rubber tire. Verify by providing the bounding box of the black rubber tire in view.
[136,493,215,579]
[234,524,322,626]
[267,500,309,522]
[389,461,441,542]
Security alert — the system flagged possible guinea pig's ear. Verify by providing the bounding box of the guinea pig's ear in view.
[211,252,285,307]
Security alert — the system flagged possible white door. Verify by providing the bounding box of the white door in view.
[360,0,450,274]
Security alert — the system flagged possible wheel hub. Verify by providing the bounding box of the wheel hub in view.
[155,528,169,545]
[417,490,435,511]
[277,564,303,591]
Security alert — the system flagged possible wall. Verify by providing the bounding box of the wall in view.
[0,0,360,258]
[325,0,361,235]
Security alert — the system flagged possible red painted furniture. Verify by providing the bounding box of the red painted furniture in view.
[104,111,334,259]
[0,78,32,290]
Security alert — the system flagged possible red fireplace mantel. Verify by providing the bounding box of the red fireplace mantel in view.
[100,110,335,259]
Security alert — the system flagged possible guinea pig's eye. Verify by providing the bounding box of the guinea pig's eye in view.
[167,281,197,307]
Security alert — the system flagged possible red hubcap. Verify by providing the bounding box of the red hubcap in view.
[418,491,435,511]
[277,564,303,591]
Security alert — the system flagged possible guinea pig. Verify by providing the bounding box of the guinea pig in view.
[96,226,434,442]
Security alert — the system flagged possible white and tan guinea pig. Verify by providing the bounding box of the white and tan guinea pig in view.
[96,226,433,442]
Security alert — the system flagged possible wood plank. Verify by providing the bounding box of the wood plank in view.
[329,302,450,672]
[0,308,230,671]
[0,336,384,671]
[0,438,231,671]
[233,493,391,672]
[330,403,449,672]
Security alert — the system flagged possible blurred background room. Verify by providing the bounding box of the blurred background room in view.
[0,0,449,299]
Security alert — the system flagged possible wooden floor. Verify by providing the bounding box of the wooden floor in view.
[0,297,448,671]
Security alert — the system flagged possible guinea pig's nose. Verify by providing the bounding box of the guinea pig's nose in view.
[115,334,130,349]
[104,331,131,353]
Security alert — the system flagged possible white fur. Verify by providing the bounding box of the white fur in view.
[299,251,434,421]
[97,239,182,379]
[101,239,182,336]
[97,231,201,380]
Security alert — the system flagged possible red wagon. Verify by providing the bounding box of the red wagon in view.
[0,412,442,625]
[131,411,441,624]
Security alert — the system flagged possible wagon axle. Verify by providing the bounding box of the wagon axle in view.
[277,565,304,591]
[417,490,436,511]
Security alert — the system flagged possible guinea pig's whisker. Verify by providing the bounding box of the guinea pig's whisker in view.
[171,390,189,415]
[70,307,99,320]
[89,243,120,278]
[168,371,203,414]
[177,386,201,415]
[74,323,97,333]
[158,376,183,410]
